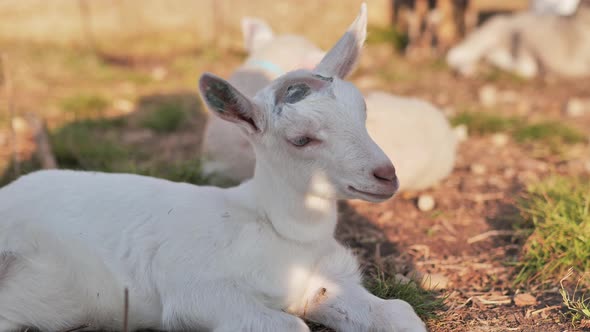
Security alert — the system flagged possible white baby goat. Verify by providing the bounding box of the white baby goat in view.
[202,15,456,191]
[0,4,427,332]
[201,16,327,182]
[447,1,590,78]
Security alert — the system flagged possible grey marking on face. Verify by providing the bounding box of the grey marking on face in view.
[275,83,312,115]
[284,83,311,104]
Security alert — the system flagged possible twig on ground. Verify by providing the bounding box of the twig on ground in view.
[467,230,518,244]
[528,305,561,317]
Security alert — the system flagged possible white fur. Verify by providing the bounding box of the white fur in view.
[202,15,456,191]
[0,4,426,332]
[447,3,590,78]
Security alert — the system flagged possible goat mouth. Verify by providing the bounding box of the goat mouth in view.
[347,186,394,200]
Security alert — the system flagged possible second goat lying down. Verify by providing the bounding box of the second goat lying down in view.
[0,4,427,332]
[202,15,456,191]
[447,0,590,78]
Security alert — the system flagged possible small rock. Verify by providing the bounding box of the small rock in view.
[11,117,29,133]
[491,133,509,147]
[471,163,487,175]
[453,124,468,142]
[377,211,394,225]
[394,273,412,284]
[514,293,537,307]
[417,194,435,212]
[151,66,168,81]
[479,84,497,107]
[113,99,134,114]
[420,273,449,290]
[565,98,589,117]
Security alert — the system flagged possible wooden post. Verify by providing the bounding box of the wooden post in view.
[436,0,459,53]
[0,54,20,177]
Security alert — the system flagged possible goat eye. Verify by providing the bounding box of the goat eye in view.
[291,136,312,147]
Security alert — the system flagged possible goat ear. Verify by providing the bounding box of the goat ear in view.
[314,2,367,79]
[241,17,275,53]
[199,73,263,134]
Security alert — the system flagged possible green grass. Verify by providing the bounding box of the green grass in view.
[480,66,528,83]
[367,25,409,51]
[140,101,187,133]
[560,268,590,326]
[451,111,586,149]
[515,177,590,287]
[60,93,110,117]
[514,121,587,146]
[51,120,131,171]
[365,271,445,319]
[451,111,520,135]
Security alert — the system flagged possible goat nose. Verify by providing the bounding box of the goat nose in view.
[373,164,397,182]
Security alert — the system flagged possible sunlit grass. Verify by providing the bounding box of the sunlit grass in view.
[365,270,445,319]
[515,177,590,287]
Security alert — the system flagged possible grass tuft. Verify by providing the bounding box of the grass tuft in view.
[51,120,130,171]
[451,111,520,135]
[367,25,409,51]
[515,176,590,287]
[451,112,586,150]
[514,121,587,146]
[60,93,110,117]
[365,271,445,319]
[559,268,590,326]
[140,102,187,133]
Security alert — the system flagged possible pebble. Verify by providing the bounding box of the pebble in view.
[491,133,509,147]
[565,98,590,117]
[417,194,436,212]
[11,117,29,133]
[410,271,449,290]
[514,293,537,307]
[394,273,412,284]
[470,163,487,175]
[151,66,168,81]
[113,99,134,114]
[453,124,468,142]
[479,84,497,107]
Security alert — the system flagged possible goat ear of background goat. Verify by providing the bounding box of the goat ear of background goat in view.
[199,73,264,135]
[241,17,275,53]
[314,2,367,79]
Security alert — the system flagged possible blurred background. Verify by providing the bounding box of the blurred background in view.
[0,1,589,331]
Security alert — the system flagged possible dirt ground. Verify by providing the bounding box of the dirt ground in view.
[1,10,590,331]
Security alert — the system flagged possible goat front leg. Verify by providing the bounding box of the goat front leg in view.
[161,281,310,332]
[298,277,427,332]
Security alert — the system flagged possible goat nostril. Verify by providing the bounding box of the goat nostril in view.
[373,165,397,182]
